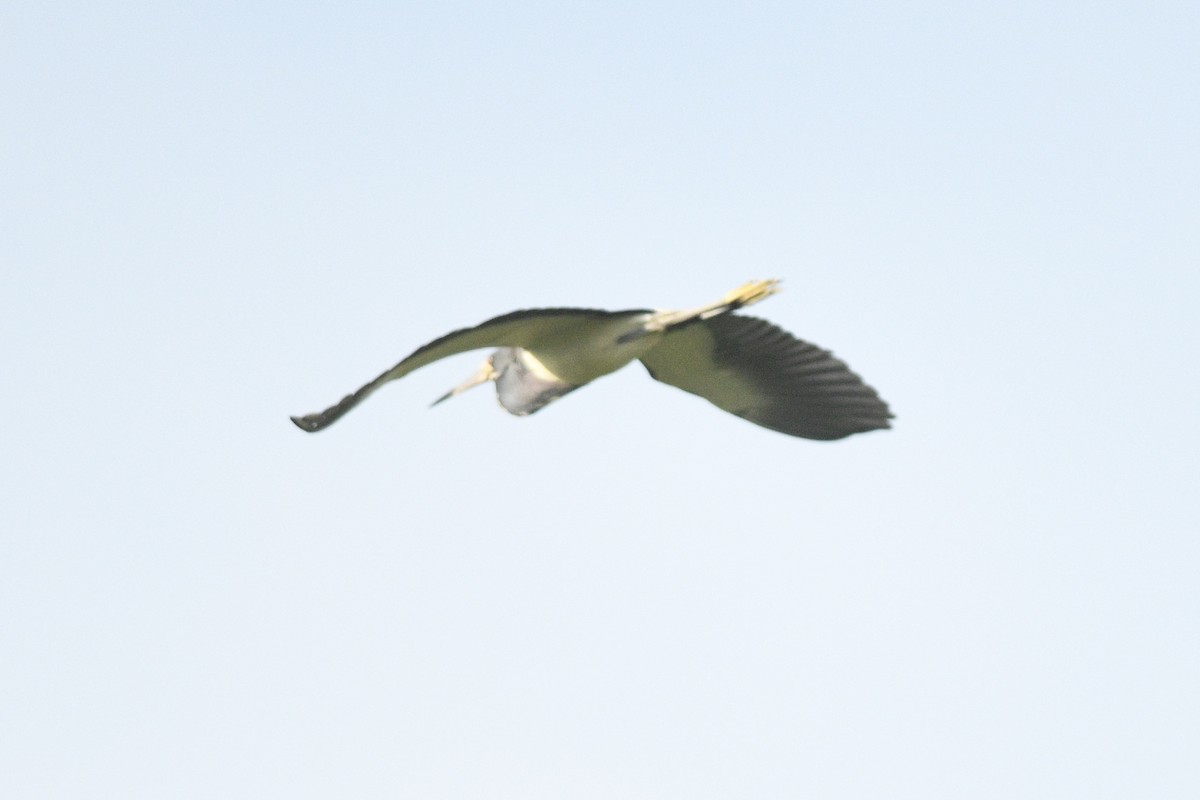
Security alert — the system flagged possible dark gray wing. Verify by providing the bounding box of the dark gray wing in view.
[291,308,641,432]
[639,314,892,440]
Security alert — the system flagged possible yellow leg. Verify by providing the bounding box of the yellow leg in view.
[647,279,782,331]
[719,278,781,310]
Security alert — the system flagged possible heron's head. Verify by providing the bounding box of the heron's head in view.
[432,348,579,416]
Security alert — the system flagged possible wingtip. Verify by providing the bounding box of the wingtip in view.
[290,414,321,433]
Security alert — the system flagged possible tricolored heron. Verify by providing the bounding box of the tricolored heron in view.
[291,279,892,440]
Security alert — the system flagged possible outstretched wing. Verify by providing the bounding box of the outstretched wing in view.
[291,307,642,432]
[639,314,892,440]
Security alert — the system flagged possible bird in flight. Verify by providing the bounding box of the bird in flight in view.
[291,279,892,440]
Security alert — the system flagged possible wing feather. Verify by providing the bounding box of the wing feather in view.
[639,314,892,440]
[291,308,642,432]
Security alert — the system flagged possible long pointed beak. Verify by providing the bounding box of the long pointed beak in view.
[431,360,496,407]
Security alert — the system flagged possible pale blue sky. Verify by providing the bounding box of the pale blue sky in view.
[3,2,1198,798]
